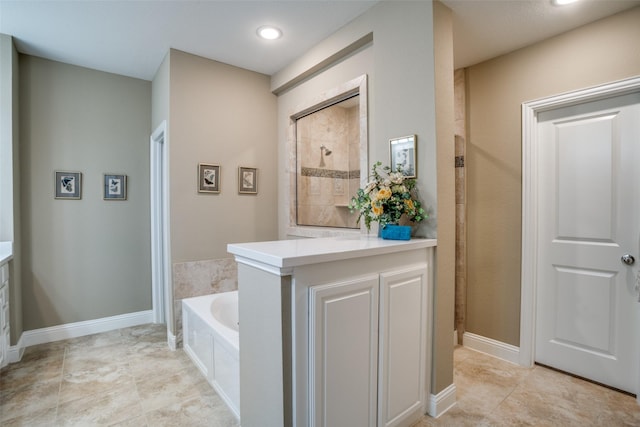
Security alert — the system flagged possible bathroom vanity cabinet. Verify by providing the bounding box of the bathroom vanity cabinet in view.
[0,243,12,369]
[228,236,437,427]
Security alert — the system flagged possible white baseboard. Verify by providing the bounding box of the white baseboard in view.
[21,310,154,349]
[462,332,520,365]
[7,334,25,364]
[429,383,456,418]
[167,330,177,351]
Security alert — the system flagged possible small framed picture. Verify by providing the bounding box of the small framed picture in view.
[238,167,258,194]
[390,134,417,178]
[104,174,127,200]
[55,171,82,199]
[199,163,220,193]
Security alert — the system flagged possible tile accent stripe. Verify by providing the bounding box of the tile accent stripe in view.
[301,167,360,179]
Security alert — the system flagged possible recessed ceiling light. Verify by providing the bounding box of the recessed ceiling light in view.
[257,26,283,40]
[552,0,579,5]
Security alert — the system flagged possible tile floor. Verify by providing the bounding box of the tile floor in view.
[414,345,640,426]
[2,325,639,426]
[0,324,238,426]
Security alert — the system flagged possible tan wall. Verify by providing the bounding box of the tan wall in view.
[167,49,278,263]
[155,50,278,340]
[19,56,152,329]
[433,0,456,392]
[465,7,640,346]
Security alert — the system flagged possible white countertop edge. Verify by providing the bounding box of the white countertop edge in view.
[0,241,14,265]
[232,255,295,276]
[228,236,437,272]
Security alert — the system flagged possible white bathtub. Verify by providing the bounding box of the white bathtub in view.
[182,291,240,419]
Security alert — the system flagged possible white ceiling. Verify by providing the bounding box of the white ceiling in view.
[1,0,638,81]
[0,0,380,80]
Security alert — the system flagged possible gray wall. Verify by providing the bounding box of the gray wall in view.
[0,34,14,241]
[0,34,23,343]
[275,1,438,241]
[151,51,169,133]
[19,55,152,329]
[274,1,455,395]
[465,7,640,346]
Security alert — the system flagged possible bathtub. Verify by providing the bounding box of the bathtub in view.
[182,291,239,419]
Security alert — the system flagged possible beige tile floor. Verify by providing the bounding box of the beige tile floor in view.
[2,325,640,426]
[414,346,640,426]
[0,324,238,426]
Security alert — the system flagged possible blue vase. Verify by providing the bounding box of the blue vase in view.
[379,224,411,240]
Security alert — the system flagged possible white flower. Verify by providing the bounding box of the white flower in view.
[389,172,404,184]
[364,181,377,194]
[383,178,392,187]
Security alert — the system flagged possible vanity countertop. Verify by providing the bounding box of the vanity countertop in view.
[0,241,13,265]
[228,235,436,271]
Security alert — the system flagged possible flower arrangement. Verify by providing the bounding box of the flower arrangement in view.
[349,161,427,231]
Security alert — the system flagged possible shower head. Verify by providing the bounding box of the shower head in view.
[320,145,332,156]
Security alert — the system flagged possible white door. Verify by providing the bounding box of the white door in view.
[535,91,640,394]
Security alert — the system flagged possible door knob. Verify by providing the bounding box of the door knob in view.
[621,254,635,265]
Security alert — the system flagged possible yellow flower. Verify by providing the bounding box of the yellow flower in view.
[371,200,384,217]
[404,199,415,211]
[376,187,392,200]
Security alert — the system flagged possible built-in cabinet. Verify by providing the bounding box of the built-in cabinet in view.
[309,275,379,426]
[228,236,436,427]
[0,261,10,369]
[309,265,428,427]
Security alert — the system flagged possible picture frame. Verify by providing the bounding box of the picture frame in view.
[389,134,417,178]
[54,171,82,199]
[238,167,258,194]
[104,174,127,200]
[198,163,220,193]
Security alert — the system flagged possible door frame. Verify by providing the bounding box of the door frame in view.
[150,121,173,335]
[519,76,640,368]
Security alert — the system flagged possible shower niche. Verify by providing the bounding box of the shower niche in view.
[291,75,368,230]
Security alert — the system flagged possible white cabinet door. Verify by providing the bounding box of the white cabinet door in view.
[309,275,379,427]
[0,264,8,369]
[0,284,4,368]
[379,265,428,427]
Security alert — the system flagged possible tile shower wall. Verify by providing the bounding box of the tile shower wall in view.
[172,258,238,346]
[296,104,360,228]
[454,69,467,344]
